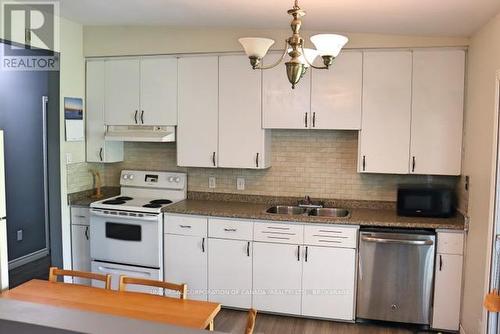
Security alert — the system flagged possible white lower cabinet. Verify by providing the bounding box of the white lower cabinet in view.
[432,231,464,331]
[70,206,91,285]
[302,246,356,320]
[208,238,252,308]
[252,242,303,315]
[164,234,208,301]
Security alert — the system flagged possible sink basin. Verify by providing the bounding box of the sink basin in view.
[308,208,350,218]
[266,206,307,215]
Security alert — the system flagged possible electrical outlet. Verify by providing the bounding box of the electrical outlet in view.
[16,229,23,242]
[208,177,216,189]
[66,152,72,164]
[237,177,245,191]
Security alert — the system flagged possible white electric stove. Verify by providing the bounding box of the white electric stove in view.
[89,170,187,293]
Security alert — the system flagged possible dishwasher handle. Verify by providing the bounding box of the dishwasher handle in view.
[361,235,434,246]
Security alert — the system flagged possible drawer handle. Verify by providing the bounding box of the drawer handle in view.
[224,228,237,232]
[318,239,342,243]
[179,225,192,229]
[312,234,348,239]
[317,230,342,233]
[266,226,290,231]
[75,215,87,218]
[261,231,296,236]
[267,236,290,240]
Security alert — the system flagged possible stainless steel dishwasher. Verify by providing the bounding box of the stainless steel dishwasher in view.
[357,229,435,325]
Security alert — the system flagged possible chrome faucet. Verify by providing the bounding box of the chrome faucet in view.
[298,195,323,209]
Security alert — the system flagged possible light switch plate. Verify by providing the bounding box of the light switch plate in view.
[16,229,23,241]
[237,177,245,191]
[208,177,216,189]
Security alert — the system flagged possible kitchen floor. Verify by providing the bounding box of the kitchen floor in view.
[214,309,433,334]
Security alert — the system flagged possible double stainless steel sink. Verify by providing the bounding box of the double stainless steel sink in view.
[265,205,350,218]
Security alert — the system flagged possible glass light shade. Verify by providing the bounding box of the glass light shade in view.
[238,37,275,59]
[288,47,320,67]
[310,34,349,57]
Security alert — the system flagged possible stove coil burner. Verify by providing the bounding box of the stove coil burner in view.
[115,196,133,201]
[102,199,126,205]
[143,203,162,208]
[150,199,172,205]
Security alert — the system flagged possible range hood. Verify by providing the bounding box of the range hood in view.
[105,125,175,142]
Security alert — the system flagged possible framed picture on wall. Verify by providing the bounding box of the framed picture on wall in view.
[64,97,84,142]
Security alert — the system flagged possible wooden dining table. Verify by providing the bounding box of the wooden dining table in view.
[1,280,221,331]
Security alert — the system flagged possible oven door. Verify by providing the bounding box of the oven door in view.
[90,209,162,268]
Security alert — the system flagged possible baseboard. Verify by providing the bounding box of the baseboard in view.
[8,248,49,270]
[460,324,466,334]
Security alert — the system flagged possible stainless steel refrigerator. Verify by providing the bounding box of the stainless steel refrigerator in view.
[0,130,9,290]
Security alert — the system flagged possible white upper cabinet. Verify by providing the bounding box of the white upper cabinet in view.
[103,57,177,126]
[358,51,412,174]
[104,58,141,125]
[311,51,363,130]
[177,56,219,168]
[140,57,178,126]
[86,60,123,163]
[262,53,311,129]
[410,50,465,175]
[218,55,271,169]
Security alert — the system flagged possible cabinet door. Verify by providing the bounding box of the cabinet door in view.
[410,50,465,175]
[302,246,356,320]
[71,225,91,285]
[311,51,363,130]
[86,60,123,163]
[104,58,140,125]
[164,234,208,301]
[253,242,302,315]
[140,57,178,126]
[359,51,412,174]
[208,238,252,308]
[262,53,311,129]
[177,56,219,167]
[219,55,269,169]
[86,60,106,162]
[432,254,463,331]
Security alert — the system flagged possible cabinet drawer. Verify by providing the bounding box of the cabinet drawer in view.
[164,214,207,237]
[304,225,358,248]
[71,207,90,226]
[437,231,464,255]
[209,218,253,240]
[254,222,303,244]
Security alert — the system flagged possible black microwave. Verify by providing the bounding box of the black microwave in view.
[397,185,455,218]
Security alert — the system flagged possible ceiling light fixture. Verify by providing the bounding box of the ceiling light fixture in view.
[238,0,348,89]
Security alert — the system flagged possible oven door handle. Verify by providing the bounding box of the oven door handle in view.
[361,236,434,246]
[90,210,159,221]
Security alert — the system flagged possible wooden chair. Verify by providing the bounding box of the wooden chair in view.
[245,309,257,334]
[118,276,187,299]
[48,267,111,289]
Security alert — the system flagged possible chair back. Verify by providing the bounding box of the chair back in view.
[48,267,111,289]
[245,309,257,334]
[118,276,187,299]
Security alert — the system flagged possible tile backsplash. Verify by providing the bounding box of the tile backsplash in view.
[68,130,459,203]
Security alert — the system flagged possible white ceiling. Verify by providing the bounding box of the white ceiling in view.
[59,0,500,37]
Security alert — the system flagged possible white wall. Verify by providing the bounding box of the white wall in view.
[59,17,85,269]
[461,12,500,334]
[83,26,468,56]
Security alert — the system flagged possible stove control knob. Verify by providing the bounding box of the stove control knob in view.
[174,177,180,183]
[129,174,134,180]
[123,174,129,180]
[168,177,175,182]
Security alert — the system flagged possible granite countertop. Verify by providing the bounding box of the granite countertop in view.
[68,187,120,207]
[163,198,466,230]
